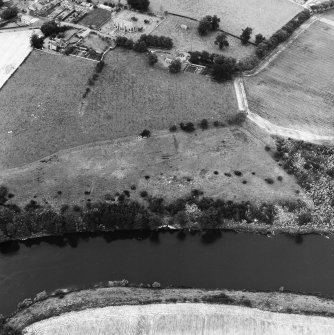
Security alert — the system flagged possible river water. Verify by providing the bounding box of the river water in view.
[0,231,333,316]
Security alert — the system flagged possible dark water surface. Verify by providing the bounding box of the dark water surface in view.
[0,231,334,316]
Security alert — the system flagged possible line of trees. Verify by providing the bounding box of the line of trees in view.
[198,15,220,36]
[127,0,150,11]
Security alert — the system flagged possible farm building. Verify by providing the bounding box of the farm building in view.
[48,38,67,51]
[113,18,139,32]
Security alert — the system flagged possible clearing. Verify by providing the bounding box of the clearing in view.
[0,48,237,169]
[149,0,302,38]
[0,30,33,89]
[245,19,334,137]
[152,15,255,59]
[0,122,301,209]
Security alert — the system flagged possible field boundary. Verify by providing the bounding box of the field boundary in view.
[243,14,319,77]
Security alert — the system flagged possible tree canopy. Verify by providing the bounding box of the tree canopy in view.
[127,0,150,11]
[197,15,220,36]
[215,33,229,49]
[240,27,253,45]
[1,7,18,20]
[30,34,44,49]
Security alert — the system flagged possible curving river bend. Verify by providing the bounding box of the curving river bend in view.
[1,231,334,316]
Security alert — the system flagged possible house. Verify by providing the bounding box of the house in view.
[48,37,67,51]
[20,15,39,24]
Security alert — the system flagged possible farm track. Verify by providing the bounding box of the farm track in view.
[235,13,334,144]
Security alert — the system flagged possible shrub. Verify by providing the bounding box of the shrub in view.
[238,55,259,71]
[139,34,173,49]
[326,167,334,178]
[169,124,177,132]
[169,59,182,73]
[148,53,158,66]
[198,15,220,36]
[277,176,283,181]
[215,33,229,49]
[199,118,208,130]
[265,178,274,184]
[180,122,195,133]
[95,60,105,73]
[213,120,220,127]
[140,129,151,138]
[297,211,312,225]
[140,190,148,197]
[255,33,265,45]
[256,42,270,59]
[234,171,242,177]
[228,112,247,125]
[265,145,271,151]
[131,16,138,21]
[0,185,8,204]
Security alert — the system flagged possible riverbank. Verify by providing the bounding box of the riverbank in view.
[4,285,334,334]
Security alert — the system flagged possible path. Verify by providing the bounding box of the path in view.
[244,15,318,77]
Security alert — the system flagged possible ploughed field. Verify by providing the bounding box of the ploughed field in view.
[149,0,301,38]
[24,304,334,335]
[245,19,334,137]
[0,49,236,169]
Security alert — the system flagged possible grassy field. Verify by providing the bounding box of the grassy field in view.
[78,8,111,28]
[152,16,255,59]
[149,0,302,38]
[0,49,236,169]
[0,123,301,210]
[245,20,334,137]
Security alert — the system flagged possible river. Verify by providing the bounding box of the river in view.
[0,231,333,316]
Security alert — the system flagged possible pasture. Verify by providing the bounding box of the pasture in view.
[245,20,334,137]
[152,15,255,59]
[0,30,33,89]
[0,49,236,169]
[149,0,302,38]
[0,123,301,209]
[78,8,111,28]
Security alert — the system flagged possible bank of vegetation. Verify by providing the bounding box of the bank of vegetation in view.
[4,283,334,334]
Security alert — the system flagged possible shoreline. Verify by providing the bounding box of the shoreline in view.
[0,223,332,247]
[4,283,334,334]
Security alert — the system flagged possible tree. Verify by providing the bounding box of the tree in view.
[148,53,158,66]
[133,40,147,52]
[197,15,220,36]
[169,59,181,73]
[0,0,4,8]
[127,0,150,11]
[30,34,44,49]
[1,7,18,20]
[211,56,236,81]
[215,33,229,49]
[41,21,58,37]
[198,17,212,36]
[240,27,253,45]
[211,15,220,31]
[255,33,265,46]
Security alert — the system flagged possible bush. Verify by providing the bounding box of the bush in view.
[169,59,182,73]
[180,122,195,133]
[198,15,220,36]
[265,178,274,184]
[140,190,148,197]
[139,34,173,49]
[234,171,242,177]
[95,60,105,73]
[211,56,237,81]
[297,211,312,225]
[140,129,151,138]
[238,55,259,71]
[169,124,177,132]
[227,112,247,125]
[255,33,265,45]
[199,118,209,130]
[148,53,158,66]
